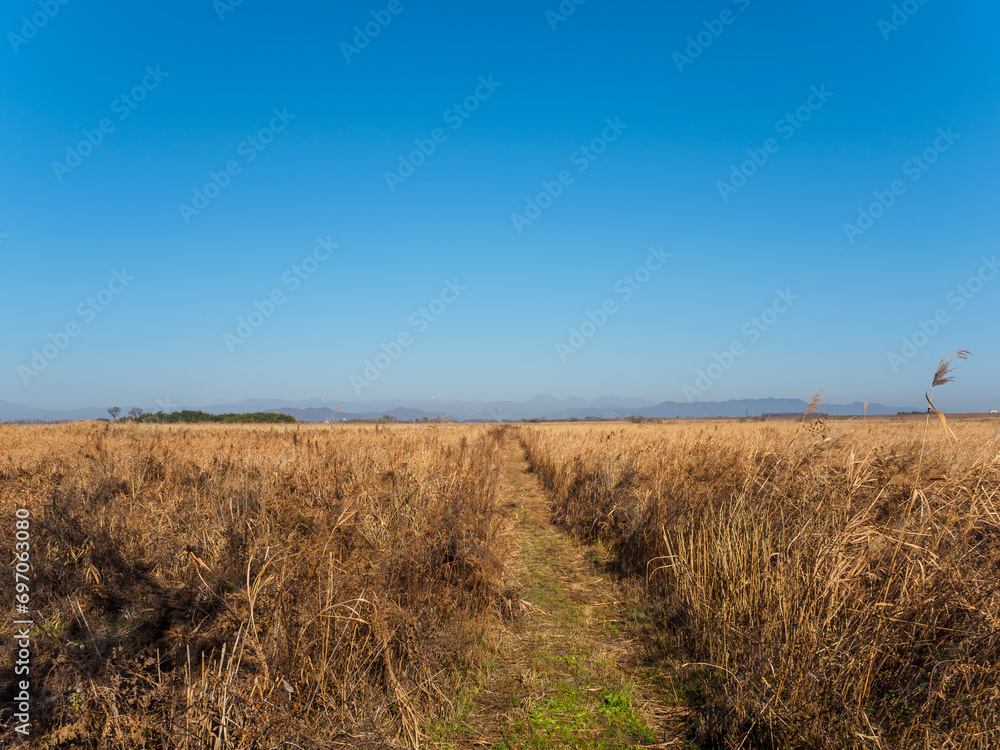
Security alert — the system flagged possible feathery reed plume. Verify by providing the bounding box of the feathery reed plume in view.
[913,350,973,497]
[925,350,971,444]
[801,390,824,422]
[930,349,971,389]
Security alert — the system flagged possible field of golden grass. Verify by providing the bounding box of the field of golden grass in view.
[3,414,999,749]
[522,416,1000,748]
[0,422,514,748]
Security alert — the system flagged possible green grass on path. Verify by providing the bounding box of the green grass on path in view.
[427,438,686,749]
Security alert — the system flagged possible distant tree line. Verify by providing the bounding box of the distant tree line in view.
[133,410,297,424]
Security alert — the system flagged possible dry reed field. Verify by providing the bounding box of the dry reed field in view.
[0,422,515,748]
[520,415,1000,748]
[4,407,999,749]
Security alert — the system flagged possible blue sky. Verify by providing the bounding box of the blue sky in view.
[2,0,998,412]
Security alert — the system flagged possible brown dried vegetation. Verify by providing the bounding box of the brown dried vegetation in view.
[521,418,1000,749]
[0,422,515,748]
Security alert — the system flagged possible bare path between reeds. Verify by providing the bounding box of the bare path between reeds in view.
[434,437,687,749]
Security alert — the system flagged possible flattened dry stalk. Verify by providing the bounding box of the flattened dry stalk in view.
[925,393,957,444]
[918,350,973,486]
[925,350,970,444]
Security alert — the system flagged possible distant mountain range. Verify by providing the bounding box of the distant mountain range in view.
[0,396,926,423]
[0,400,110,422]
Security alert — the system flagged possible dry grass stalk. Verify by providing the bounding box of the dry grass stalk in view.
[923,351,972,447]
[0,422,518,748]
[519,414,1000,749]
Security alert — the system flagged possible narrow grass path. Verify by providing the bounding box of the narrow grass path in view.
[430,437,687,749]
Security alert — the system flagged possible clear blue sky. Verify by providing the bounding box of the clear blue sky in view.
[2,1,998,412]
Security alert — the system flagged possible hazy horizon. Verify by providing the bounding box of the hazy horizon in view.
[3,2,997,413]
[2,391,980,418]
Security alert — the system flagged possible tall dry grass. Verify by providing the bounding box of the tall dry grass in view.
[521,417,1000,748]
[0,422,515,748]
